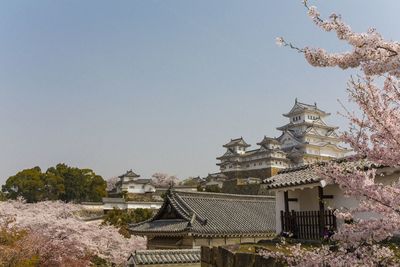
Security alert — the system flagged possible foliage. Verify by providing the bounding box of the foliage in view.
[124,193,156,202]
[204,184,222,193]
[47,163,107,202]
[0,200,146,265]
[2,163,107,203]
[267,0,400,265]
[102,208,153,238]
[151,172,179,187]
[0,191,8,202]
[181,177,200,187]
[90,255,109,267]
[2,167,46,203]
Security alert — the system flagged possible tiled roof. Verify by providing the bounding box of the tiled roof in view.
[128,248,200,265]
[263,165,321,189]
[131,219,189,234]
[257,136,280,145]
[263,158,389,190]
[283,99,330,117]
[223,137,251,148]
[206,172,227,180]
[130,190,276,237]
[102,197,125,203]
[119,169,140,178]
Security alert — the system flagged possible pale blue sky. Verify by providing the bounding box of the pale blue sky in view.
[1,1,399,184]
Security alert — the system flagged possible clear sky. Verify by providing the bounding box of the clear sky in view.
[1,1,400,184]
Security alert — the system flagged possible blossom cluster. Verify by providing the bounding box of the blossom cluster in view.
[271,1,400,266]
[0,200,146,265]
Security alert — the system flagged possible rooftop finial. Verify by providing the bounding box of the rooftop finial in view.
[166,183,174,196]
[314,102,317,107]
[295,98,298,104]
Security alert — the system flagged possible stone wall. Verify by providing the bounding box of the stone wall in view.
[221,180,261,195]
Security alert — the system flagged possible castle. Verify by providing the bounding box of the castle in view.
[217,99,349,179]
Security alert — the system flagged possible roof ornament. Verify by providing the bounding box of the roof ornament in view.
[166,183,174,196]
[295,97,298,104]
[188,213,196,227]
[314,102,317,107]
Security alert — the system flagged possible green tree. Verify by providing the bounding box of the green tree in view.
[3,163,107,203]
[43,171,65,200]
[46,163,106,203]
[86,172,107,202]
[180,177,200,187]
[2,167,45,203]
[102,208,153,238]
[0,191,7,201]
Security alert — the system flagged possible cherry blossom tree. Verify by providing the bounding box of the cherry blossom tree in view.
[151,172,179,187]
[263,1,400,266]
[0,200,146,266]
[107,176,119,191]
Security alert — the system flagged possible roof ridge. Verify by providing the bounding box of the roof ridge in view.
[135,248,200,254]
[167,195,192,221]
[297,101,316,107]
[172,190,275,200]
[172,192,208,224]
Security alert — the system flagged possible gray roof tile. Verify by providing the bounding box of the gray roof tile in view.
[128,248,200,265]
[263,165,321,189]
[130,190,275,237]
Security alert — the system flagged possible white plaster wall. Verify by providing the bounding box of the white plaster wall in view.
[126,202,162,209]
[102,201,162,210]
[103,202,127,210]
[122,184,156,194]
[298,187,320,211]
[286,190,301,211]
[275,191,284,233]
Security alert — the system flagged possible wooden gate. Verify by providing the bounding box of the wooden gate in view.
[281,210,337,240]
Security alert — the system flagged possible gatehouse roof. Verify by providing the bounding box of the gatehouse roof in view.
[129,190,276,237]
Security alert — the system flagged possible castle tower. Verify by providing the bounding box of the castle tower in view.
[216,99,350,179]
[276,99,349,166]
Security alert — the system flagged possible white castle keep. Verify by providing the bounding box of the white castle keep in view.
[217,99,349,179]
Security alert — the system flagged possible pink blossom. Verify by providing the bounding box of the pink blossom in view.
[0,200,146,265]
[272,1,400,265]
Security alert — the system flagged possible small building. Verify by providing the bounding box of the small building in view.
[129,190,276,249]
[116,170,156,194]
[127,248,200,267]
[263,163,400,240]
